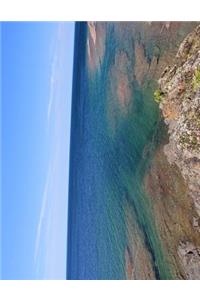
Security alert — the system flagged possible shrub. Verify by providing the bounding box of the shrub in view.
[154,89,163,103]
[192,68,200,91]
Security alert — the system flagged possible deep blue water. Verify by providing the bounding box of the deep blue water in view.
[67,22,127,279]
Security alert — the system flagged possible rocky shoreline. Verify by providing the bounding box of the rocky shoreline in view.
[156,25,200,279]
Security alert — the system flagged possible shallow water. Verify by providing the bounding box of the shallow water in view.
[67,22,173,279]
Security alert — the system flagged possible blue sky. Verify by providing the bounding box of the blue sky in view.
[1,22,75,279]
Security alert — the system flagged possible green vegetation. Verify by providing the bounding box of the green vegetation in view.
[179,132,198,150]
[192,68,200,91]
[191,136,198,146]
[179,132,190,145]
[154,89,164,104]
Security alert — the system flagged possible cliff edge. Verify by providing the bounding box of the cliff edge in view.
[157,25,200,279]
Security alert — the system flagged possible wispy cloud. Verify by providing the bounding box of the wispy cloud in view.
[34,22,74,278]
[47,23,67,125]
[34,24,62,266]
[47,54,57,123]
[34,168,50,263]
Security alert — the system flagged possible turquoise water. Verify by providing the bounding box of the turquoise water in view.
[67,22,172,279]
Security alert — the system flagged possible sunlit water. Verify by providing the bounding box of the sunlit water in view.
[67,22,172,280]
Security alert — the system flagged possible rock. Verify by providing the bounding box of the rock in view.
[178,241,200,279]
[157,25,200,278]
[158,25,200,220]
[193,217,200,232]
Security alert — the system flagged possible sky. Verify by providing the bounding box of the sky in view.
[1,22,75,279]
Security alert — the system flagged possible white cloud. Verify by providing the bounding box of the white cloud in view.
[47,22,67,125]
[34,167,50,263]
[34,22,73,278]
[47,53,58,123]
